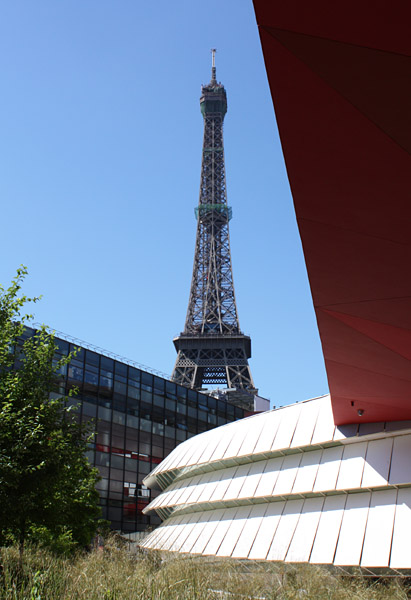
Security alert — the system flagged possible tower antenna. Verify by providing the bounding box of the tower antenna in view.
[211,48,217,83]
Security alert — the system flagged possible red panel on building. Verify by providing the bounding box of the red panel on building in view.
[253,1,411,424]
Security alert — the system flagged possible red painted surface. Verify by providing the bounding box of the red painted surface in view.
[253,1,411,424]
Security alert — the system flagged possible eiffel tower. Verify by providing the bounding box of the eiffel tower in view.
[171,51,257,409]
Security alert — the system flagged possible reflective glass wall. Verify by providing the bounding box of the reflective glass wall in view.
[47,334,246,533]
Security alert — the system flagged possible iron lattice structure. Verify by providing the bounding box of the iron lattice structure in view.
[172,53,256,408]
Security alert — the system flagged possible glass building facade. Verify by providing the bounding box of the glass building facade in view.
[35,330,247,533]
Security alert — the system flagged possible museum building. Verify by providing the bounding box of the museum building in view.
[23,327,248,534]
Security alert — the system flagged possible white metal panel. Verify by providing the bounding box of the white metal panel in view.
[216,506,252,557]
[223,464,251,500]
[174,513,206,553]
[313,446,343,492]
[390,488,411,569]
[194,427,226,465]
[388,434,411,485]
[285,497,324,562]
[361,438,393,488]
[273,453,302,496]
[153,516,185,550]
[168,478,198,507]
[184,474,213,504]
[310,395,335,445]
[271,403,302,451]
[209,423,238,463]
[254,457,284,497]
[336,442,367,490]
[223,418,253,459]
[190,508,226,554]
[240,460,267,499]
[237,413,266,457]
[196,469,224,503]
[160,483,187,508]
[266,499,304,561]
[186,429,219,467]
[166,437,196,470]
[209,466,238,501]
[292,449,322,494]
[232,504,268,558]
[168,513,201,552]
[184,471,215,505]
[361,489,397,567]
[334,492,371,566]
[248,501,285,560]
[202,507,238,555]
[253,410,283,455]
[309,495,346,564]
[178,511,213,554]
[290,399,321,448]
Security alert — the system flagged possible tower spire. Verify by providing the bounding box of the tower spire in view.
[171,57,257,410]
[211,48,217,83]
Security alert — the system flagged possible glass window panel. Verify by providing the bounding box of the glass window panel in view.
[127,386,140,400]
[138,461,151,475]
[83,402,97,418]
[140,418,151,433]
[141,390,152,404]
[141,372,153,387]
[140,403,152,419]
[124,457,137,472]
[153,394,164,408]
[152,445,164,458]
[165,399,176,412]
[176,402,186,414]
[68,366,83,382]
[85,350,99,367]
[126,414,139,429]
[110,455,124,470]
[208,396,216,410]
[154,377,164,393]
[114,381,127,396]
[139,431,150,443]
[176,429,187,441]
[128,366,141,382]
[218,416,226,426]
[198,394,207,407]
[70,345,85,362]
[151,434,163,447]
[177,387,187,402]
[95,452,110,468]
[55,339,69,354]
[126,398,139,417]
[98,406,112,422]
[188,406,197,418]
[152,422,164,436]
[198,409,207,422]
[101,356,114,372]
[113,411,126,425]
[165,425,175,439]
[166,381,176,397]
[115,361,127,377]
[84,370,99,386]
[235,406,244,419]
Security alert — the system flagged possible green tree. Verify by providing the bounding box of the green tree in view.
[0,267,102,561]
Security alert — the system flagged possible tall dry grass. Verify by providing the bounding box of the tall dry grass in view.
[0,541,409,599]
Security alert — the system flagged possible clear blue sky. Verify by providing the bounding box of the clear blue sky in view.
[0,1,328,407]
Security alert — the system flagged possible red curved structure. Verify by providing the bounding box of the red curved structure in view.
[253,1,411,424]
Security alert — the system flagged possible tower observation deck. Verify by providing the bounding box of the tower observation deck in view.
[171,51,257,410]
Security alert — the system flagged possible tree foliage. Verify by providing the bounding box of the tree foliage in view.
[0,267,102,554]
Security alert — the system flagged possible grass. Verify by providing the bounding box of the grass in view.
[0,540,410,599]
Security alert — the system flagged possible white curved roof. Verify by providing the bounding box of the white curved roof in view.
[142,395,411,572]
